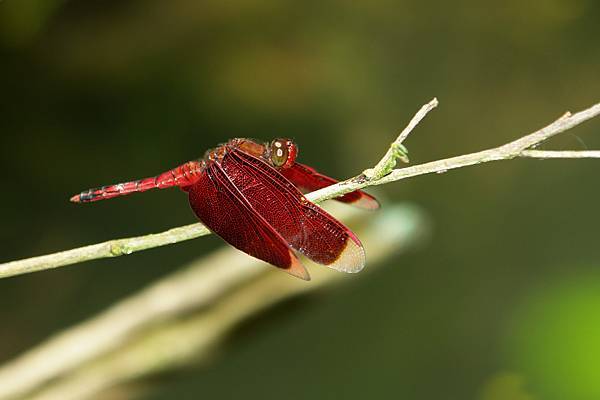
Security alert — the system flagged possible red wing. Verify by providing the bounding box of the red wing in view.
[187,162,310,280]
[280,162,379,210]
[222,149,365,273]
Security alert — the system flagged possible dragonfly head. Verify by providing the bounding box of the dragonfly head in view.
[269,138,297,169]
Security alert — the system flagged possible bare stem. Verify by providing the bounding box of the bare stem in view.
[1,100,599,280]
[0,224,211,279]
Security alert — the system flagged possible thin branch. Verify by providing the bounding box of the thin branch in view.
[519,150,600,158]
[1,100,600,280]
[310,101,600,199]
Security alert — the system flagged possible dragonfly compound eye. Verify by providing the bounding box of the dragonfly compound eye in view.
[270,139,290,167]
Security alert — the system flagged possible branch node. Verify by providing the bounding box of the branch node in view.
[110,243,131,257]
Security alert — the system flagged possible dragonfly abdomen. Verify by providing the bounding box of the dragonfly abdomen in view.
[70,161,203,203]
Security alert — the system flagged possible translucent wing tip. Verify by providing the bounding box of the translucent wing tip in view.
[284,255,311,281]
[327,237,366,273]
[351,195,380,211]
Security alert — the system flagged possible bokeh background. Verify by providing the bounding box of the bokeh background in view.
[1,0,600,399]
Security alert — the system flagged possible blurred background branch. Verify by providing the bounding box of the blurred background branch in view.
[0,203,429,400]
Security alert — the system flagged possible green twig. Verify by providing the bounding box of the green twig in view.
[362,97,439,180]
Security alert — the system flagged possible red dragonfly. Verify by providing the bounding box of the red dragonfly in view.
[71,138,379,280]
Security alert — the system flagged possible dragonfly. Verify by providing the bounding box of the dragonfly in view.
[70,138,379,280]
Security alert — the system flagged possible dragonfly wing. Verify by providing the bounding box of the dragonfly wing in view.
[280,162,379,210]
[187,162,310,280]
[223,149,366,273]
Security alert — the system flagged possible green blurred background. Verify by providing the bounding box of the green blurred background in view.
[1,0,600,399]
